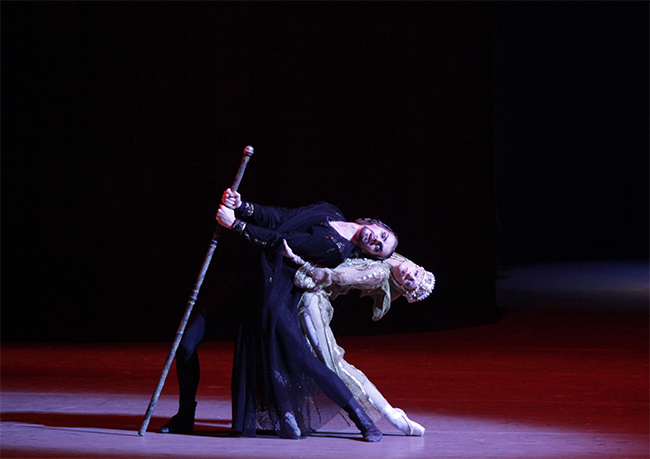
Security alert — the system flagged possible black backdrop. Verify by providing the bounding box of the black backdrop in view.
[3,2,647,342]
[494,3,648,265]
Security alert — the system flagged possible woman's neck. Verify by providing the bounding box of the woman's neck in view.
[383,257,399,269]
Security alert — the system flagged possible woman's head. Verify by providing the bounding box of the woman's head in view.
[387,253,435,303]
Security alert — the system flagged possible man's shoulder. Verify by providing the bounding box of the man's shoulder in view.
[308,201,345,219]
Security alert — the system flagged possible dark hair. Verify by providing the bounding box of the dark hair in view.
[353,217,398,260]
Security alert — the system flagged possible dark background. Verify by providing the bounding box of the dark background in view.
[2,2,647,342]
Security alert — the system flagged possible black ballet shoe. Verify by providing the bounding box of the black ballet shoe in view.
[159,402,196,434]
[344,404,382,442]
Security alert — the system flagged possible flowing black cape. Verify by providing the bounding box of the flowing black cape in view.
[230,202,357,437]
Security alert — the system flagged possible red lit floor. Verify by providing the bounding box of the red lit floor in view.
[1,261,648,458]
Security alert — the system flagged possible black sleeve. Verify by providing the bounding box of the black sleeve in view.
[230,219,284,250]
[234,201,303,230]
[230,201,307,250]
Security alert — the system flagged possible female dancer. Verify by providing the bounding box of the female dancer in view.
[285,242,435,436]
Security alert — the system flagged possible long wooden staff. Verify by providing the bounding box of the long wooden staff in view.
[138,145,254,436]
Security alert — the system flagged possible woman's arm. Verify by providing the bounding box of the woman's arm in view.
[288,247,388,292]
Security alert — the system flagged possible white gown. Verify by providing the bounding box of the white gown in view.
[294,258,425,436]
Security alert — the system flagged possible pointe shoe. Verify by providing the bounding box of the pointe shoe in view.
[345,404,382,442]
[386,408,425,436]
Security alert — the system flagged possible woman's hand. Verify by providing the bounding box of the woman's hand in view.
[222,188,242,210]
[284,239,310,267]
[283,239,297,259]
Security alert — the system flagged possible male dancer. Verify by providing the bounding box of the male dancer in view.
[161,188,397,441]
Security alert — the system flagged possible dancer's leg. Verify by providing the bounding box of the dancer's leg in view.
[159,308,207,434]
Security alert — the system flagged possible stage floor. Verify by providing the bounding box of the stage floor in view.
[1,261,648,458]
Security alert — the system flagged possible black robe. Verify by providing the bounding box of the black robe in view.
[230,201,358,438]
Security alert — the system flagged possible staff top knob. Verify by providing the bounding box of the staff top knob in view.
[244,146,254,156]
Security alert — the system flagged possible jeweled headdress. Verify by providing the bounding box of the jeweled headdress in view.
[388,253,435,303]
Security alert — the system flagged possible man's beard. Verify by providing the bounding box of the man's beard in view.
[359,226,373,244]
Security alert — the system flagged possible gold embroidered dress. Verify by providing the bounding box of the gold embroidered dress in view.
[294,258,395,422]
